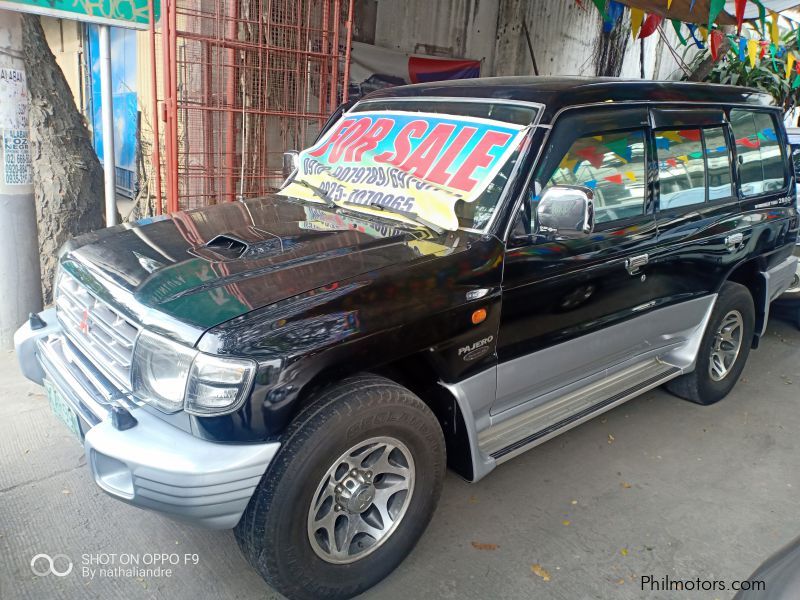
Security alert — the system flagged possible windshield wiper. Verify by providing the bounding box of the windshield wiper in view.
[343,201,445,235]
[287,177,336,208]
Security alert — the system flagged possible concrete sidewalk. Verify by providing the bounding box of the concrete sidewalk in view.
[1,318,799,600]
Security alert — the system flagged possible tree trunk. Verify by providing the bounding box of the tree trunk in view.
[20,14,105,303]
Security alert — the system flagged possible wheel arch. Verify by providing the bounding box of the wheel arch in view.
[723,257,767,346]
[288,351,476,481]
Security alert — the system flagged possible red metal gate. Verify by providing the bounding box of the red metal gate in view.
[151,0,354,213]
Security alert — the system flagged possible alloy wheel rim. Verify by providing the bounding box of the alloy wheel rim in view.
[307,436,415,564]
[708,310,744,382]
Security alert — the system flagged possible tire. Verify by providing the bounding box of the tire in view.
[234,374,446,600]
[665,281,755,405]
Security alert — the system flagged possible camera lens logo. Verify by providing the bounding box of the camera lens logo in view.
[30,553,73,577]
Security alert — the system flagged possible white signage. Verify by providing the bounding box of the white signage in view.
[0,67,32,186]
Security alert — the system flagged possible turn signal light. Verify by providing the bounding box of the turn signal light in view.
[471,308,487,325]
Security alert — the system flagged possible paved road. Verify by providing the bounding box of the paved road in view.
[1,317,799,600]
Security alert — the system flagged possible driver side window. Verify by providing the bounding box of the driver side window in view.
[543,130,647,224]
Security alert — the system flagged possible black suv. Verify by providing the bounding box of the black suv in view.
[15,78,799,599]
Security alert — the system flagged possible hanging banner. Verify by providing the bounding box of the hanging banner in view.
[0,0,158,30]
[280,111,526,231]
[349,42,480,100]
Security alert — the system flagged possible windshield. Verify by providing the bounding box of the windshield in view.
[279,100,538,231]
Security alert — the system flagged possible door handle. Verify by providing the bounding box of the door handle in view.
[725,232,744,251]
[625,253,649,275]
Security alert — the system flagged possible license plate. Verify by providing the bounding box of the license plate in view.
[44,379,82,441]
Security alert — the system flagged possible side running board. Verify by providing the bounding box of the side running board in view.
[480,359,682,463]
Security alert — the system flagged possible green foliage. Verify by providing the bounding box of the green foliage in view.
[682,29,800,112]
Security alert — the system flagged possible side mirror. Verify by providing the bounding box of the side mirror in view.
[536,185,595,239]
[282,151,300,182]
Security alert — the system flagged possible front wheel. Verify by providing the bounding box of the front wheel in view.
[665,282,755,405]
[235,374,446,600]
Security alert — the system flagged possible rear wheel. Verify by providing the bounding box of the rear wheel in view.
[665,282,755,405]
[234,374,446,600]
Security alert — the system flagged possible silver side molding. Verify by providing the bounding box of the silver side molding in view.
[758,255,799,336]
[442,294,718,482]
[481,359,680,464]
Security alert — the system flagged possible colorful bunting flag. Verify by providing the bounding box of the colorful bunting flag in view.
[736,137,760,148]
[575,147,605,169]
[662,131,684,144]
[738,38,747,62]
[708,0,726,33]
[630,8,644,40]
[559,156,579,171]
[667,0,672,9]
[603,137,632,161]
[640,14,663,39]
[747,39,758,67]
[793,74,800,89]
[624,171,637,182]
[770,11,780,45]
[687,24,704,49]
[591,0,607,19]
[671,19,687,46]
[603,1,625,32]
[734,0,747,35]
[710,30,724,61]
[604,174,624,185]
[678,130,702,142]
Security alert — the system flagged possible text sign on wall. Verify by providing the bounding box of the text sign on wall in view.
[0,0,158,30]
[0,68,31,187]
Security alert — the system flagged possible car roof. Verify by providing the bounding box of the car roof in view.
[363,77,776,123]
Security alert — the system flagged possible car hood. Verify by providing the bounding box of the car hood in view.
[60,195,467,334]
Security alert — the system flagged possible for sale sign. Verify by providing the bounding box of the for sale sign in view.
[280,111,526,231]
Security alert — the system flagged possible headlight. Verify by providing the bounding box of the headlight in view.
[185,353,256,416]
[131,330,257,416]
[131,331,195,413]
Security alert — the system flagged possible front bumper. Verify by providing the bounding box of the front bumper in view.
[14,309,279,529]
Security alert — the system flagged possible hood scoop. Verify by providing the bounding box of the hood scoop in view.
[196,228,295,261]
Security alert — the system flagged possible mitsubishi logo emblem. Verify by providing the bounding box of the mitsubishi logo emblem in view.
[78,308,90,334]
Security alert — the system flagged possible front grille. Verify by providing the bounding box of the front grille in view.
[55,272,139,390]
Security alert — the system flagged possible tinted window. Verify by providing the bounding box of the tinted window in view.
[545,130,646,224]
[656,129,706,209]
[655,126,733,209]
[730,109,786,196]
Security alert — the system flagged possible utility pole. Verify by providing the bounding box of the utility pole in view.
[0,9,42,349]
[98,24,117,226]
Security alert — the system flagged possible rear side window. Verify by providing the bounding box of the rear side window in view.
[545,130,646,224]
[655,126,732,210]
[730,109,786,197]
